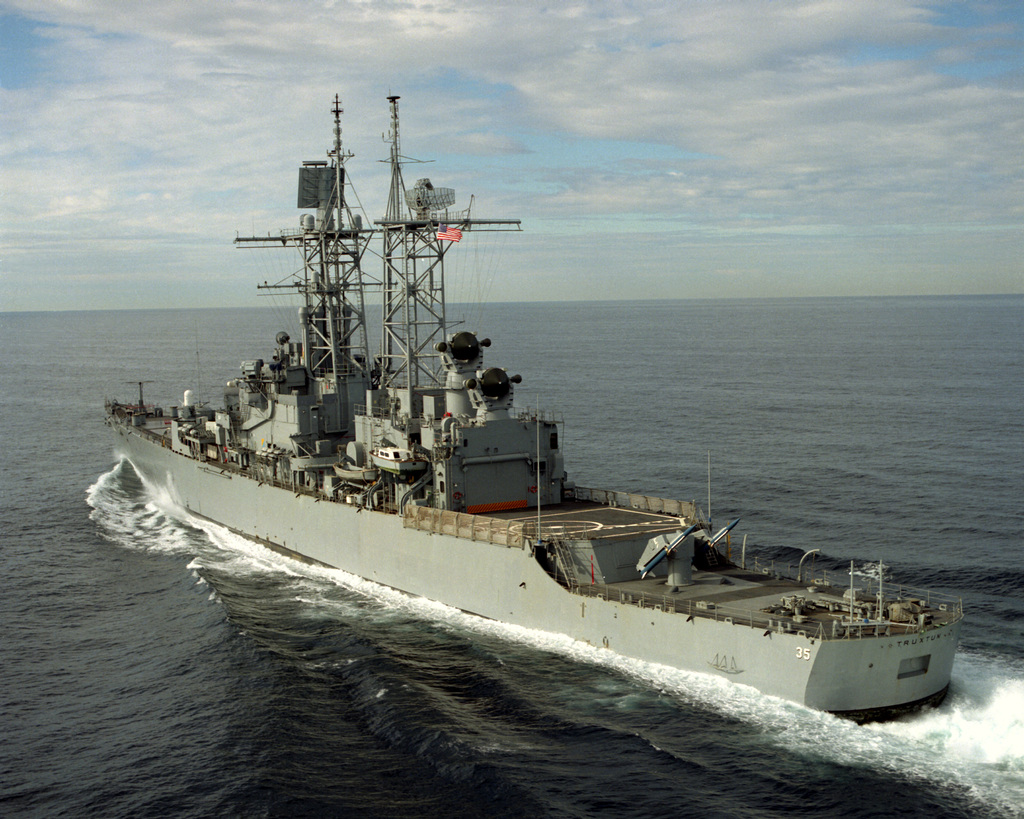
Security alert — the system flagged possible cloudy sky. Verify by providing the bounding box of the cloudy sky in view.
[1,0,1021,311]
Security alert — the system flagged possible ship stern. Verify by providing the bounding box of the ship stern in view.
[803,618,962,721]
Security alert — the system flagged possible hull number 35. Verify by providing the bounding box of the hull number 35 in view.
[796,647,812,660]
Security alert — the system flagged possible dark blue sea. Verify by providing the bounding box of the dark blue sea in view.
[2,296,1022,818]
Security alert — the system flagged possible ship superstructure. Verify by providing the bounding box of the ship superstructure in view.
[106,96,963,722]
[224,95,551,518]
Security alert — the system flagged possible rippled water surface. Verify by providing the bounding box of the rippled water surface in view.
[2,296,1022,818]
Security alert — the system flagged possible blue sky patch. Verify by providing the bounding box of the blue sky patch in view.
[0,13,52,89]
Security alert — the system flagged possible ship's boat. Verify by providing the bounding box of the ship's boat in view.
[106,95,963,722]
[370,447,428,475]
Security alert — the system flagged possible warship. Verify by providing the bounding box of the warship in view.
[106,95,963,722]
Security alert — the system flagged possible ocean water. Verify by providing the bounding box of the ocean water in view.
[1,295,1022,818]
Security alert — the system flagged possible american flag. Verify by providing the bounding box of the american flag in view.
[437,224,463,242]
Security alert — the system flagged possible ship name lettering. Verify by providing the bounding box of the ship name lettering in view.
[895,633,946,648]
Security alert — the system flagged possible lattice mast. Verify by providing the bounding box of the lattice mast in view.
[377,95,456,415]
[295,95,371,388]
[238,95,372,433]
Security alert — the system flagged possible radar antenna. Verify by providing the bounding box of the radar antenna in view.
[234,94,373,436]
[374,96,520,413]
[406,178,455,219]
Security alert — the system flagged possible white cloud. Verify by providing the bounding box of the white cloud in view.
[0,0,1021,310]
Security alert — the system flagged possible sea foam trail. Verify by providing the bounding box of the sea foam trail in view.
[86,460,196,556]
[874,655,1024,817]
[189,520,1024,817]
[94,457,1024,818]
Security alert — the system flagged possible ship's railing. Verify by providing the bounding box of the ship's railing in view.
[403,507,644,547]
[573,486,697,520]
[352,403,562,428]
[403,506,525,547]
[514,408,561,425]
[568,581,962,640]
[130,422,173,448]
[118,416,962,638]
[570,580,831,638]
[353,402,385,419]
[127,420,331,499]
[201,456,326,501]
[748,555,965,615]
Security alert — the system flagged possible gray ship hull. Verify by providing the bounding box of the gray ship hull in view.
[112,422,961,719]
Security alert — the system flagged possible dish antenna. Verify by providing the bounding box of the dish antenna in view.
[405,178,456,218]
